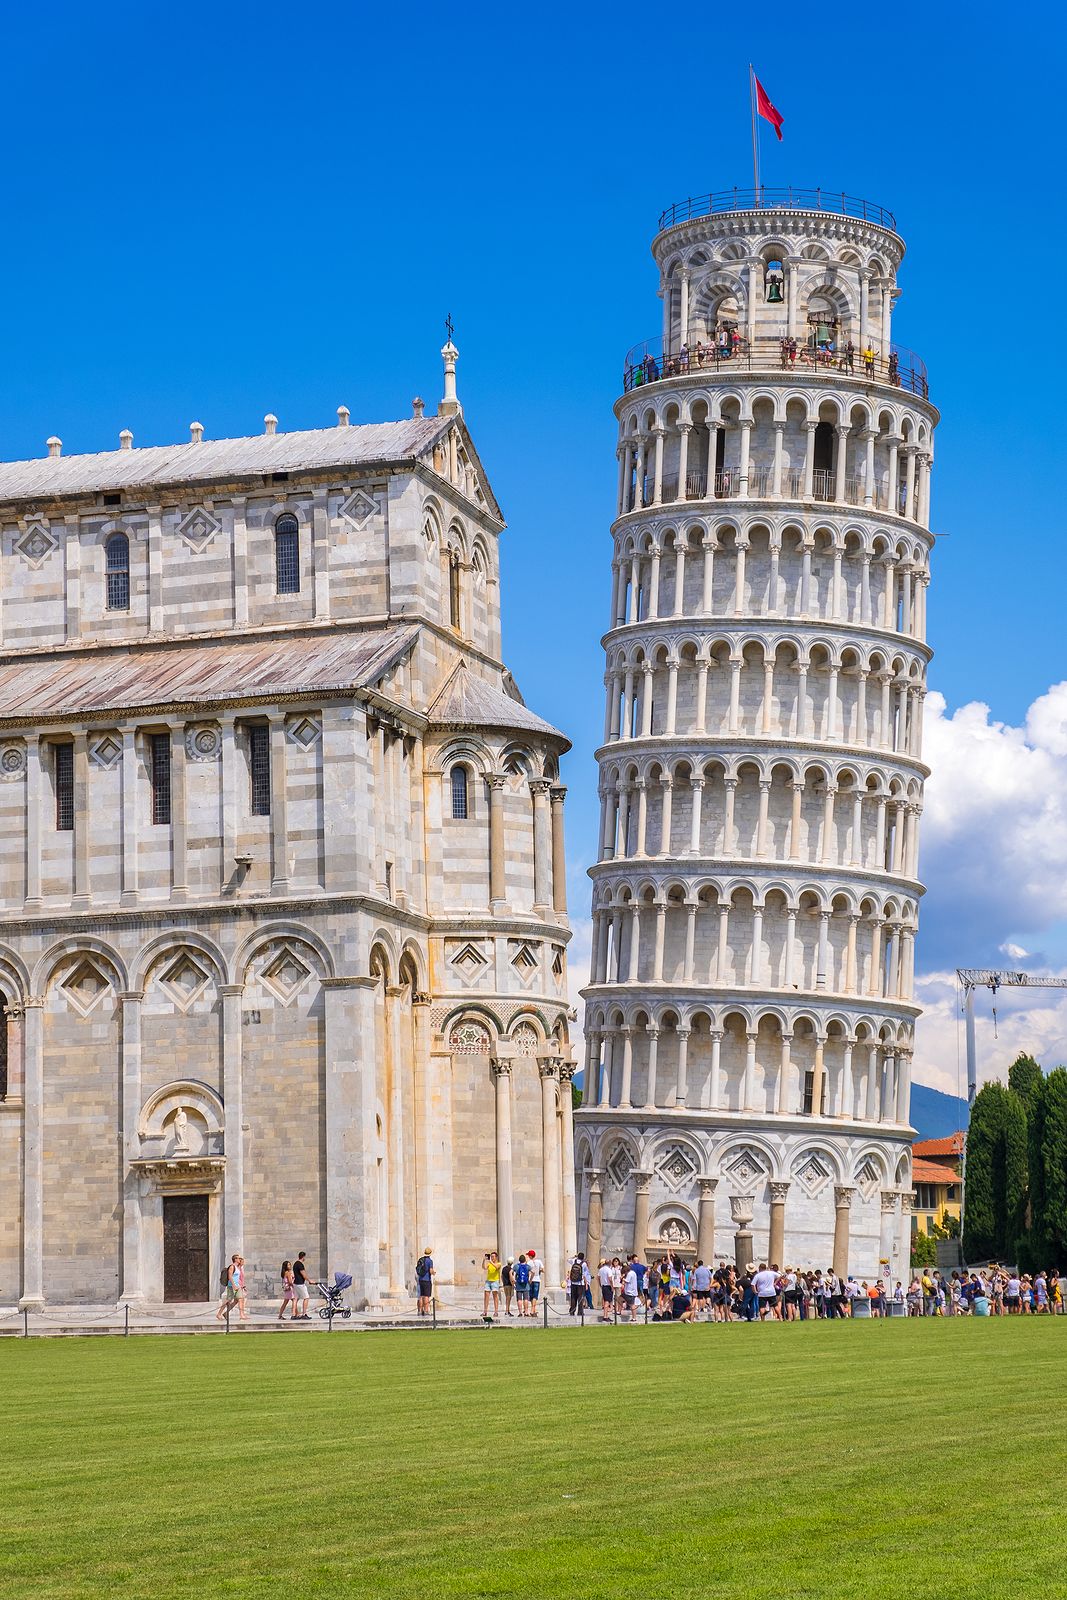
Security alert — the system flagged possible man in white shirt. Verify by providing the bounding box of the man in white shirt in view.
[622,1264,639,1320]
[597,1260,614,1319]
[751,1262,779,1320]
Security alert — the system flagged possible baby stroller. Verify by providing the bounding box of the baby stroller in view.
[316,1272,353,1321]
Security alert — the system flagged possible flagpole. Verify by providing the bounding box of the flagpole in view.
[749,64,760,200]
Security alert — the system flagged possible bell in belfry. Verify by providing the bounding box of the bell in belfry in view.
[767,271,784,303]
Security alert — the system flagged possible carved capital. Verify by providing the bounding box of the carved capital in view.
[633,1170,653,1195]
[697,1177,718,1200]
[834,1185,856,1210]
[880,1190,899,1214]
[769,1181,791,1204]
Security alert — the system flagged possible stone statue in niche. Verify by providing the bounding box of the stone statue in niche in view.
[660,1217,691,1245]
[173,1107,189,1153]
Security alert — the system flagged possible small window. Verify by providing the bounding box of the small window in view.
[384,861,394,899]
[450,764,469,819]
[275,514,300,594]
[106,533,130,611]
[54,743,74,831]
[249,724,271,815]
[448,553,461,628]
[150,733,171,826]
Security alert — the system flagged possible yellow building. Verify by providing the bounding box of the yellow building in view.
[911,1133,964,1233]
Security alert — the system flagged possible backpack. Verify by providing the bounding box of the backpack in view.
[569,1258,584,1285]
[220,1266,230,1289]
[416,1256,431,1280]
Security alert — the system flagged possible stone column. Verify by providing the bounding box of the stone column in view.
[697,1177,718,1263]
[879,1189,899,1275]
[832,1186,855,1278]
[549,785,568,915]
[539,1060,562,1289]
[530,779,552,914]
[24,734,42,909]
[632,1170,652,1258]
[492,1059,515,1261]
[487,774,506,909]
[674,1026,690,1106]
[776,1032,792,1115]
[768,1180,790,1267]
[730,1192,755,1275]
[706,1029,724,1109]
[644,1026,660,1109]
[323,975,379,1305]
[559,1065,578,1259]
[269,714,289,894]
[19,996,45,1309]
[119,989,145,1303]
[221,982,246,1265]
[170,721,188,902]
[584,1169,604,1266]
[72,730,90,907]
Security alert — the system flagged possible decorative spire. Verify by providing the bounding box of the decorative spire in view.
[438,314,461,417]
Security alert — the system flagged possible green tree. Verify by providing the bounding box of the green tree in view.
[1040,1067,1067,1261]
[962,1082,1000,1260]
[1009,1052,1043,1111]
[1026,1071,1050,1262]
[911,1230,937,1267]
[1003,1087,1029,1256]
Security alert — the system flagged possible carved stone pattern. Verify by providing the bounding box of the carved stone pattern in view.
[793,1152,832,1199]
[659,1217,692,1244]
[338,489,379,530]
[286,715,322,749]
[605,1143,635,1189]
[89,733,123,770]
[511,1022,539,1054]
[0,742,26,780]
[15,523,58,569]
[834,1185,856,1209]
[769,1182,791,1204]
[880,1190,899,1213]
[449,1020,492,1055]
[186,723,222,762]
[658,1143,697,1190]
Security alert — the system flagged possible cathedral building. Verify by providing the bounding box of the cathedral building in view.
[0,343,576,1310]
[580,189,938,1279]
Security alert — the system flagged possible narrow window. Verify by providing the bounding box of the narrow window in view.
[106,533,130,611]
[450,764,469,819]
[0,995,7,1101]
[249,724,271,815]
[448,553,461,628]
[150,732,171,825]
[275,514,300,594]
[384,861,394,899]
[55,743,74,831]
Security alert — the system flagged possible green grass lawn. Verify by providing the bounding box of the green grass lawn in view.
[2,1319,1064,1598]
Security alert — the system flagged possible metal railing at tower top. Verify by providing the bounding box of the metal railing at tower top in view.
[622,333,929,400]
[657,188,897,232]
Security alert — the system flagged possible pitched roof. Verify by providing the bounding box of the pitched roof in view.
[0,626,418,723]
[0,419,450,503]
[426,660,568,746]
[912,1132,965,1158]
[912,1157,961,1186]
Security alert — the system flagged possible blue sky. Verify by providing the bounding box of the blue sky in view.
[3,3,1065,1087]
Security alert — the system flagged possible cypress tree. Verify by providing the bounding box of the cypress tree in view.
[1002,1088,1029,1258]
[1040,1067,1067,1261]
[962,1082,1000,1261]
[1009,1053,1043,1112]
[1027,1072,1050,1263]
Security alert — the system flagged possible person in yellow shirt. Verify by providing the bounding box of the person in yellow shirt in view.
[483,1251,502,1321]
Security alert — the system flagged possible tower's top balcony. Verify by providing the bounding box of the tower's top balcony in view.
[656,187,898,237]
[622,333,930,400]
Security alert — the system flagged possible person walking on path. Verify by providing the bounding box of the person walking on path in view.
[277,1260,296,1321]
[415,1247,435,1316]
[292,1252,312,1320]
[216,1253,243,1321]
[482,1251,502,1320]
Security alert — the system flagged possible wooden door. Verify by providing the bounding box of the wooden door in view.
[163,1195,210,1302]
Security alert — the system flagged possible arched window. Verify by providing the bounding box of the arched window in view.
[105,533,130,611]
[450,764,469,820]
[275,514,300,594]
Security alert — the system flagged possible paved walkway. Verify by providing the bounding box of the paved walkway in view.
[0,1299,592,1337]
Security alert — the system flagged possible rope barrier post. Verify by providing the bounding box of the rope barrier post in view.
[23,1307,28,1339]
[124,1304,129,1338]
[579,1299,584,1328]
[432,1297,437,1330]
[224,1303,230,1335]
[543,1294,548,1330]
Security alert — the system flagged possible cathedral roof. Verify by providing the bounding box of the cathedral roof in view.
[0,625,418,723]
[0,418,454,503]
[426,661,568,746]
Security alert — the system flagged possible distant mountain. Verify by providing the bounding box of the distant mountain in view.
[911,1082,968,1141]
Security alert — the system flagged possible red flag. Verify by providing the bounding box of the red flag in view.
[755,75,784,140]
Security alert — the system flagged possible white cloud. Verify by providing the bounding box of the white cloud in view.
[914,968,1067,1095]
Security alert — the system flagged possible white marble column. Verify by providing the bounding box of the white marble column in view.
[539,1060,562,1288]
[19,997,45,1308]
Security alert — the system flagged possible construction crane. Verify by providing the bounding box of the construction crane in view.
[957,969,1067,1106]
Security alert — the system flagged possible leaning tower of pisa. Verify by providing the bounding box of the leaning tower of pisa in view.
[578,188,937,1281]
